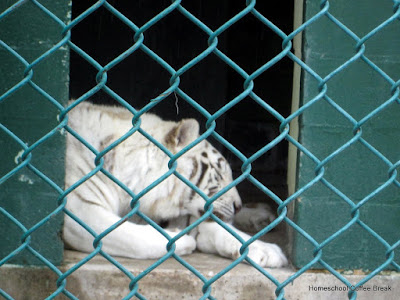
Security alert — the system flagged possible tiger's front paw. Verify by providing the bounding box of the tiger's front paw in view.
[244,241,287,268]
[172,233,196,256]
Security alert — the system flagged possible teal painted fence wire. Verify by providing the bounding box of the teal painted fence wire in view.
[1,0,399,299]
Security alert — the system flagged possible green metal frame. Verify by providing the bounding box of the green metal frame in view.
[291,0,400,271]
[0,0,70,266]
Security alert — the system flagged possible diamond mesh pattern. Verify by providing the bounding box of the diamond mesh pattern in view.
[1,1,399,299]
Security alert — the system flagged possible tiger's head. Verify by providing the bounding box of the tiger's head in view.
[164,118,242,223]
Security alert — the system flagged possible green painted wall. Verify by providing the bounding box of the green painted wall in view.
[291,0,400,270]
[0,1,70,265]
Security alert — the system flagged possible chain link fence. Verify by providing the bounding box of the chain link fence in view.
[1,0,400,299]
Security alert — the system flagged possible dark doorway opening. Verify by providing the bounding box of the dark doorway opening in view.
[70,0,294,207]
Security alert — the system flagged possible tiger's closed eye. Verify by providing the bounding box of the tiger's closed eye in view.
[208,186,219,196]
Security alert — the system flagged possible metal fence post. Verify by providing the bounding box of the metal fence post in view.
[0,0,71,265]
[290,0,400,270]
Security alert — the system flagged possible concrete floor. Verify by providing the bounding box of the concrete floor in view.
[1,250,399,300]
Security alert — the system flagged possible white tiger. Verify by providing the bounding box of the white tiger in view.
[63,102,287,268]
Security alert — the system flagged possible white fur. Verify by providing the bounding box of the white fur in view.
[63,102,287,267]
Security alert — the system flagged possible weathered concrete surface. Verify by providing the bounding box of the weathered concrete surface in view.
[1,251,399,299]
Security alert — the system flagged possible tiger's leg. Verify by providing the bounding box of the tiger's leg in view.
[63,203,196,259]
[196,221,287,268]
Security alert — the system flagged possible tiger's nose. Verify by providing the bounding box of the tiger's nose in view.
[233,202,242,214]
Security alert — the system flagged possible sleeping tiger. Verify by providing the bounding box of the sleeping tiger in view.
[63,102,287,268]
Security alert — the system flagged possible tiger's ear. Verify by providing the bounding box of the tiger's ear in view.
[167,119,200,151]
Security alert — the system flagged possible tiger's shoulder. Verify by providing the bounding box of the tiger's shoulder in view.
[67,101,163,136]
[67,101,200,153]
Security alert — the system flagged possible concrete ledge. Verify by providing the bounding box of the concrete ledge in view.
[1,251,399,299]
